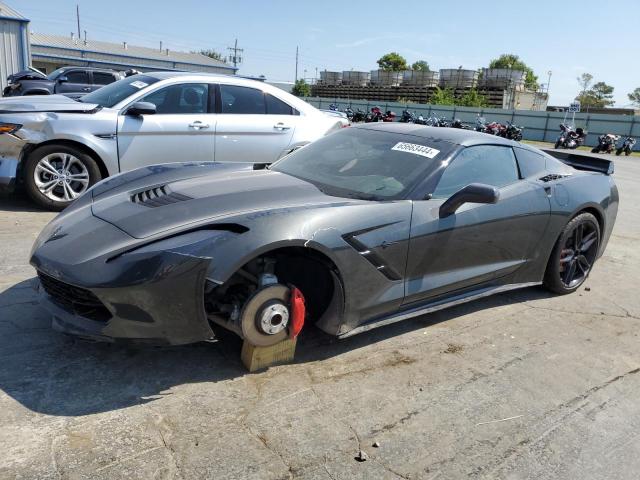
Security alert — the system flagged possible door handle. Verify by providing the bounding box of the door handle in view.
[274,123,291,131]
[189,121,210,130]
[82,87,91,91]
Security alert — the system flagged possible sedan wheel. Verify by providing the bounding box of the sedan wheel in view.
[24,145,101,211]
[34,153,90,203]
[544,213,600,294]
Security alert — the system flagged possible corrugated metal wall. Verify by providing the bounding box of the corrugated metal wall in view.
[304,97,640,146]
[0,18,28,91]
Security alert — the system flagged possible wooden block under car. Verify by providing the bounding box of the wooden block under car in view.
[241,338,298,372]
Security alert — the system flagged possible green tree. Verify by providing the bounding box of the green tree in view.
[291,79,311,97]
[489,53,538,89]
[411,60,430,71]
[457,88,487,107]
[199,49,226,62]
[377,52,408,71]
[628,87,640,107]
[577,81,615,108]
[430,87,455,105]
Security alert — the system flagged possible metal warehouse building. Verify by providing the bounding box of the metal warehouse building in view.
[0,2,31,91]
[30,32,237,76]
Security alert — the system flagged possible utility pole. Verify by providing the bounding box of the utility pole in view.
[227,39,243,69]
[295,46,299,82]
[76,5,81,39]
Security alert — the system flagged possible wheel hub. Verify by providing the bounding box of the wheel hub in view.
[257,301,289,335]
[240,284,291,346]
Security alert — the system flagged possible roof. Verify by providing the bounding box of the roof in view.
[0,2,28,21]
[353,123,518,147]
[30,32,235,71]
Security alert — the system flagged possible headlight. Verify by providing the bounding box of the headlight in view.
[0,123,22,134]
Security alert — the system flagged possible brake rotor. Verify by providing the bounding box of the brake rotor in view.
[240,284,291,347]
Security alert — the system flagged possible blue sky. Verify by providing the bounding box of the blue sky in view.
[14,0,640,106]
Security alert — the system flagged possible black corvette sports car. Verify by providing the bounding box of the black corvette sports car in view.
[30,124,618,346]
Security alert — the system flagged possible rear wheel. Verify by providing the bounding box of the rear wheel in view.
[591,146,600,153]
[543,213,600,294]
[616,148,623,156]
[626,149,632,156]
[554,139,562,149]
[24,144,101,211]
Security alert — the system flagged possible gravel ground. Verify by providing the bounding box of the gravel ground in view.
[1,154,639,479]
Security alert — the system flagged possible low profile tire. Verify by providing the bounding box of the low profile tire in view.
[24,144,101,211]
[543,213,600,294]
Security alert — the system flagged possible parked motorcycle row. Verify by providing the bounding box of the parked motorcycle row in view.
[553,123,636,156]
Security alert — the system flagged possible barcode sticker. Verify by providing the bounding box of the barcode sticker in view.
[391,142,440,159]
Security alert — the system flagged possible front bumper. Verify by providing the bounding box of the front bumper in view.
[30,204,219,345]
[0,132,27,193]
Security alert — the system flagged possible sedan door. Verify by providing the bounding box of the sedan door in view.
[404,145,551,305]
[117,82,216,171]
[214,84,301,163]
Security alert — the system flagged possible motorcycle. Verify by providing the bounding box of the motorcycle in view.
[592,134,620,154]
[383,110,396,122]
[415,114,428,125]
[400,109,416,123]
[450,118,469,129]
[365,106,384,122]
[343,107,354,122]
[329,103,338,111]
[351,108,366,123]
[504,121,523,141]
[484,121,506,136]
[554,124,586,149]
[475,116,487,132]
[616,137,636,156]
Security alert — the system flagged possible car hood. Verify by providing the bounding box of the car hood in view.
[7,69,48,82]
[0,94,100,113]
[91,162,355,239]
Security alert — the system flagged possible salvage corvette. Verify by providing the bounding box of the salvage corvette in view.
[30,124,618,346]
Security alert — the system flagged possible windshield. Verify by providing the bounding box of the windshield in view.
[79,74,160,107]
[271,128,454,200]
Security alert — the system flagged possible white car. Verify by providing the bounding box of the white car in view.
[0,72,346,210]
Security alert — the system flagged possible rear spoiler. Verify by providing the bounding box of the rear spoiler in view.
[542,148,614,175]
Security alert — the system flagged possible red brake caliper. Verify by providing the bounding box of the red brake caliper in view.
[289,287,305,339]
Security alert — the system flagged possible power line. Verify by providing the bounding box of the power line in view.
[227,39,243,69]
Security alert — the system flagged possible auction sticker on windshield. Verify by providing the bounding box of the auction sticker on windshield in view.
[391,142,440,159]
[130,81,149,89]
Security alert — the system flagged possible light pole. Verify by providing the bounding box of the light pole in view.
[546,70,552,96]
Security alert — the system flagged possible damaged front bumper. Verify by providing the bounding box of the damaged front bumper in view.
[30,202,227,345]
[0,132,27,193]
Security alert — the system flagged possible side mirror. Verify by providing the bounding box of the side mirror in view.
[125,101,156,116]
[58,75,69,83]
[439,183,500,218]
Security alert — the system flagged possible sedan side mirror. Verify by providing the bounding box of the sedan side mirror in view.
[125,102,157,116]
[439,183,500,218]
[58,75,69,83]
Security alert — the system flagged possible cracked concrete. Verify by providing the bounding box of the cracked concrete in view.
[1,154,640,479]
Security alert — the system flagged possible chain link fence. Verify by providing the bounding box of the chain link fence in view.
[305,96,639,146]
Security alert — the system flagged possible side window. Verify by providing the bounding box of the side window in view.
[265,93,294,115]
[140,83,208,114]
[65,71,89,83]
[432,145,519,198]
[514,147,547,178]
[93,72,117,85]
[220,85,265,114]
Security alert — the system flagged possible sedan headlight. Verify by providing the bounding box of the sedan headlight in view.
[0,123,22,134]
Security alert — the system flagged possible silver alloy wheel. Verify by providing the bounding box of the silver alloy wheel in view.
[33,153,90,202]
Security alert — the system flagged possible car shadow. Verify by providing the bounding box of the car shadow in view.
[0,277,553,417]
[0,192,47,213]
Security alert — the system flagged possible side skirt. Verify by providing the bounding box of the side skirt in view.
[338,282,541,339]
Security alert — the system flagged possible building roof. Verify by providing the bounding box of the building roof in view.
[30,32,235,71]
[0,1,28,21]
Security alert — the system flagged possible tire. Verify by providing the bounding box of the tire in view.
[554,140,562,149]
[616,148,623,156]
[24,144,101,211]
[626,149,631,156]
[591,147,600,153]
[543,212,600,294]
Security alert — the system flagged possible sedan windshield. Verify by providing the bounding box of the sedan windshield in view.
[271,128,454,200]
[79,74,160,107]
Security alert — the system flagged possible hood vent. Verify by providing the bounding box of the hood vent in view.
[130,185,192,208]
[539,173,570,182]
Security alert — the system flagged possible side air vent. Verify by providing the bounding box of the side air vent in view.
[130,185,193,207]
[539,173,570,182]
